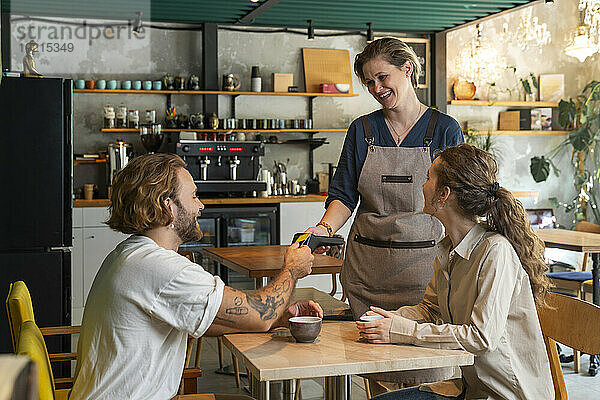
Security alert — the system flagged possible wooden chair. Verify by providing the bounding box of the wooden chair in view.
[16,320,71,400]
[5,280,80,388]
[7,280,202,395]
[545,220,600,372]
[536,292,600,399]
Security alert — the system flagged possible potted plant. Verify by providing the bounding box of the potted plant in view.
[520,73,538,102]
[529,80,600,224]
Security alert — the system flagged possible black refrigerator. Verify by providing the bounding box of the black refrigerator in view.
[0,77,73,370]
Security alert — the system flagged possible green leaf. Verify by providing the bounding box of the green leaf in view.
[558,99,576,129]
[569,127,593,151]
[530,156,550,182]
[521,78,532,94]
[549,197,560,208]
[530,73,538,90]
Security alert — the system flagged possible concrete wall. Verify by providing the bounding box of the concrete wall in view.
[9,2,596,227]
[446,0,597,227]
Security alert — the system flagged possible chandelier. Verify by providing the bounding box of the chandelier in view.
[455,24,505,85]
[564,1,600,62]
[502,6,551,52]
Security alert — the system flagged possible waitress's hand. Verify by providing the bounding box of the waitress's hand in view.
[305,225,330,254]
[355,306,394,344]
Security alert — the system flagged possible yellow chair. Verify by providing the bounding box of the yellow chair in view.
[6,281,80,388]
[537,292,600,399]
[17,320,71,400]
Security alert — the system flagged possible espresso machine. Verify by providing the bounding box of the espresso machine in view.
[170,136,266,195]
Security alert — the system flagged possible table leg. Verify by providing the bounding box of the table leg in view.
[591,254,599,377]
[325,375,350,400]
[592,253,599,306]
[282,379,297,400]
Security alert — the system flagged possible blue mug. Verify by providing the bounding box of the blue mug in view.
[153,80,162,90]
[143,80,152,90]
[96,79,106,90]
[121,80,132,90]
[107,80,117,90]
[74,80,85,89]
[133,80,142,90]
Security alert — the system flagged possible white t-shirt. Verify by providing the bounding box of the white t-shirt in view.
[70,235,225,400]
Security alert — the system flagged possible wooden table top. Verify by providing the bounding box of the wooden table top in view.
[535,228,600,252]
[201,245,343,278]
[223,321,474,381]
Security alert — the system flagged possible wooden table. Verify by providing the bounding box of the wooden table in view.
[223,321,474,400]
[201,245,343,278]
[535,229,600,305]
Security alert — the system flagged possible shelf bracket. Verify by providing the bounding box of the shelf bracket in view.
[231,95,239,119]
[308,132,315,179]
[308,96,316,121]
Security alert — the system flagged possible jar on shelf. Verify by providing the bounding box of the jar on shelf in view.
[103,105,115,129]
[145,109,156,124]
[128,109,139,129]
[116,104,127,128]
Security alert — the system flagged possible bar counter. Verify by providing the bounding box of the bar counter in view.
[73,194,327,208]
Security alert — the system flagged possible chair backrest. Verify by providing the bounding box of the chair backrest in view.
[6,281,36,351]
[17,320,56,400]
[537,292,600,400]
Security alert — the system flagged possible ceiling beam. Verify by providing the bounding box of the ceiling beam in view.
[236,0,281,24]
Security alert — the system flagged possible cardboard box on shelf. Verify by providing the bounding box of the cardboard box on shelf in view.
[498,110,531,130]
[273,73,294,92]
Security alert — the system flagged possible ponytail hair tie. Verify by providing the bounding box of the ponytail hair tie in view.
[489,182,500,198]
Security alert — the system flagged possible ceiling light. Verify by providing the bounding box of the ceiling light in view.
[565,25,598,62]
[366,23,374,42]
[132,11,143,35]
[307,19,314,40]
[250,0,260,2]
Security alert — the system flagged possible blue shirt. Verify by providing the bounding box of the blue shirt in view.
[326,108,464,212]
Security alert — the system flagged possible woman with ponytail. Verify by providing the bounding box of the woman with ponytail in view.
[356,143,553,400]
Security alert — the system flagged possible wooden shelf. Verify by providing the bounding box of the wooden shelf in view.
[449,100,559,107]
[73,158,107,165]
[100,128,347,133]
[469,130,569,136]
[74,89,358,97]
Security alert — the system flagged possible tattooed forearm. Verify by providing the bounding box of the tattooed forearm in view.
[246,293,284,320]
[215,315,236,324]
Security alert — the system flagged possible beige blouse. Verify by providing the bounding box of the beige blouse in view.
[390,223,554,400]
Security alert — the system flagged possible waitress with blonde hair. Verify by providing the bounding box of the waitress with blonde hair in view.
[357,143,553,399]
[307,37,462,323]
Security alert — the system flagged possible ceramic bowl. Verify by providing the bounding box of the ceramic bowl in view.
[334,83,350,93]
[289,316,322,343]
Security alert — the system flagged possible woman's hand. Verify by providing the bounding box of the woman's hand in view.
[305,226,331,254]
[355,306,394,343]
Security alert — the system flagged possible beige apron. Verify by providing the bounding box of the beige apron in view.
[341,109,452,385]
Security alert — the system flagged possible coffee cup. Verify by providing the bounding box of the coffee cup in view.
[85,80,96,89]
[289,316,322,343]
[75,80,85,89]
[83,184,95,200]
[132,80,142,90]
[143,80,152,90]
[107,80,117,90]
[121,80,132,90]
[96,79,106,89]
[153,81,162,90]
